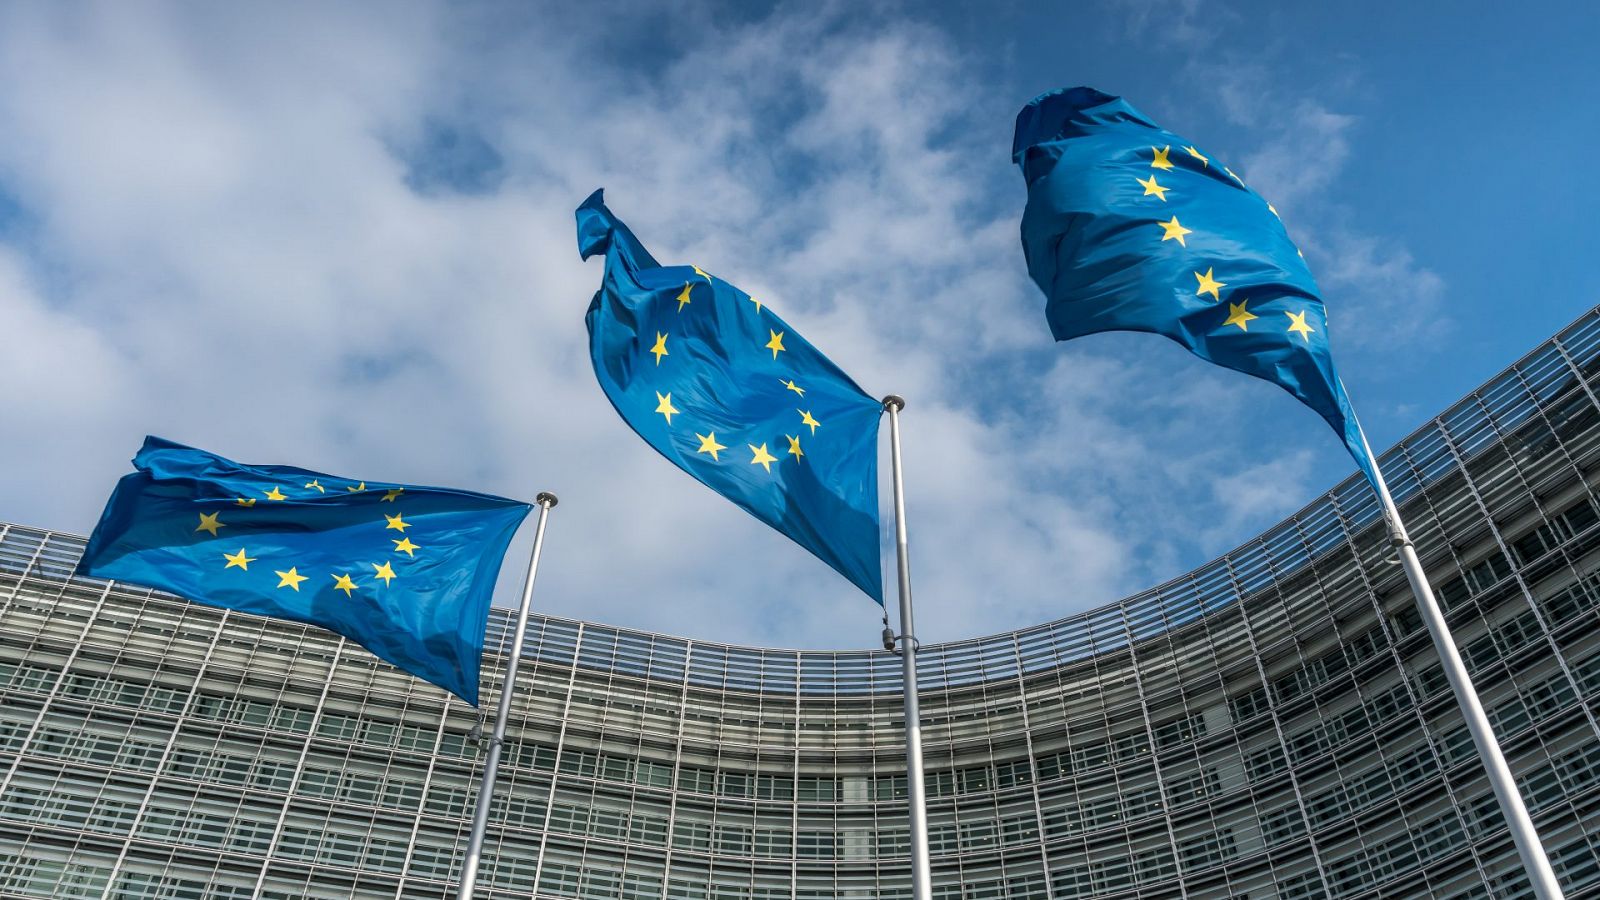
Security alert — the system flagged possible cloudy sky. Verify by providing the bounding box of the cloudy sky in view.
[2,1,1597,650]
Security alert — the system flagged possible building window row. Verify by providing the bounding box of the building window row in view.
[1049,843,1176,897]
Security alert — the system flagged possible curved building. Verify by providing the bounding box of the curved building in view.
[7,310,1600,899]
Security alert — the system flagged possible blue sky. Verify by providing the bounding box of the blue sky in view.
[1,0,1596,649]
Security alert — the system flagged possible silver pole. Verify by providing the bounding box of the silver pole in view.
[456,491,559,900]
[883,395,932,900]
[1364,449,1564,899]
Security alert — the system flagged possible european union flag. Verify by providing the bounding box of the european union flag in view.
[1013,87,1376,487]
[76,437,531,705]
[577,190,884,603]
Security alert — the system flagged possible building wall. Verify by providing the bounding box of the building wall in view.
[8,310,1600,898]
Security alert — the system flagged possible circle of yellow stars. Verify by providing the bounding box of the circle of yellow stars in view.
[202,482,420,597]
[647,266,826,476]
[1139,143,1320,343]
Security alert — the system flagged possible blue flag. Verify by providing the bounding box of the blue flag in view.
[1013,86,1376,487]
[76,437,531,705]
[577,190,884,604]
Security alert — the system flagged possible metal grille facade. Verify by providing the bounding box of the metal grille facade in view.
[9,311,1600,899]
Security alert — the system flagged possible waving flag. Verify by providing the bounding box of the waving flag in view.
[577,190,884,603]
[76,437,530,704]
[1013,86,1376,486]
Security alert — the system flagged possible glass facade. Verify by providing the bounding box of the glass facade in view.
[8,310,1600,898]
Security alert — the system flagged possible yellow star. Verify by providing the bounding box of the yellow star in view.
[765,330,786,358]
[382,488,403,502]
[798,409,821,435]
[275,567,308,591]
[1194,268,1225,302]
[235,497,256,507]
[1286,309,1315,342]
[692,265,711,281]
[1223,300,1258,331]
[346,482,366,493]
[650,332,669,365]
[332,573,358,597]
[748,443,777,473]
[392,537,420,558]
[695,431,727,461]
[1185,145,1208,167]
[785,435,804,459]
[385,512,411,533]
[1268,203,1280,218]
[655,391,679,425]
[372,561,397,586]
[782,379,805,396]
[748,295,762,314]
[195,512,225,537]
[1224,166,1244,185]
[1159,216,1192,246]
[1137,174,1169,201]
[1151,145,1174,171]
[223,548,255,571]
[264,486,287,502]
[305,479,325,493]
[676,282,693,312]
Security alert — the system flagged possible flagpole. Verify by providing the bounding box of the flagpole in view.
[1363,445,1564,900]
[883,396,933,900]
[456,491,558,900]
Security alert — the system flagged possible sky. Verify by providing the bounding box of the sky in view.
[1,0,1597,650]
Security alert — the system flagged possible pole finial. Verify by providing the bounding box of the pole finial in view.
[882,395,906,413]
[536,492,559,508]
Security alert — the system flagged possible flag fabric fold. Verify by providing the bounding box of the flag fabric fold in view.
[1013,86,1376,487]
[577,189,885,603]
[77,436,531,705]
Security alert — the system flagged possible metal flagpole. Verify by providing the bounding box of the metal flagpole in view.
[882,396,933,900]
[1364,445,1565,900]
[456,491,559,900]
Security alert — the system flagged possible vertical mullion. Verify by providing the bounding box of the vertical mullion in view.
[247,636,348,897]
[529,621,584,896]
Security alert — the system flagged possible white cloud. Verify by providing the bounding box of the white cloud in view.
[1115,0,1221,49]
[1310,230,1449,353]
[1240,102,1356,212]
[1199,449,1317,555]
[0,248,142,524]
